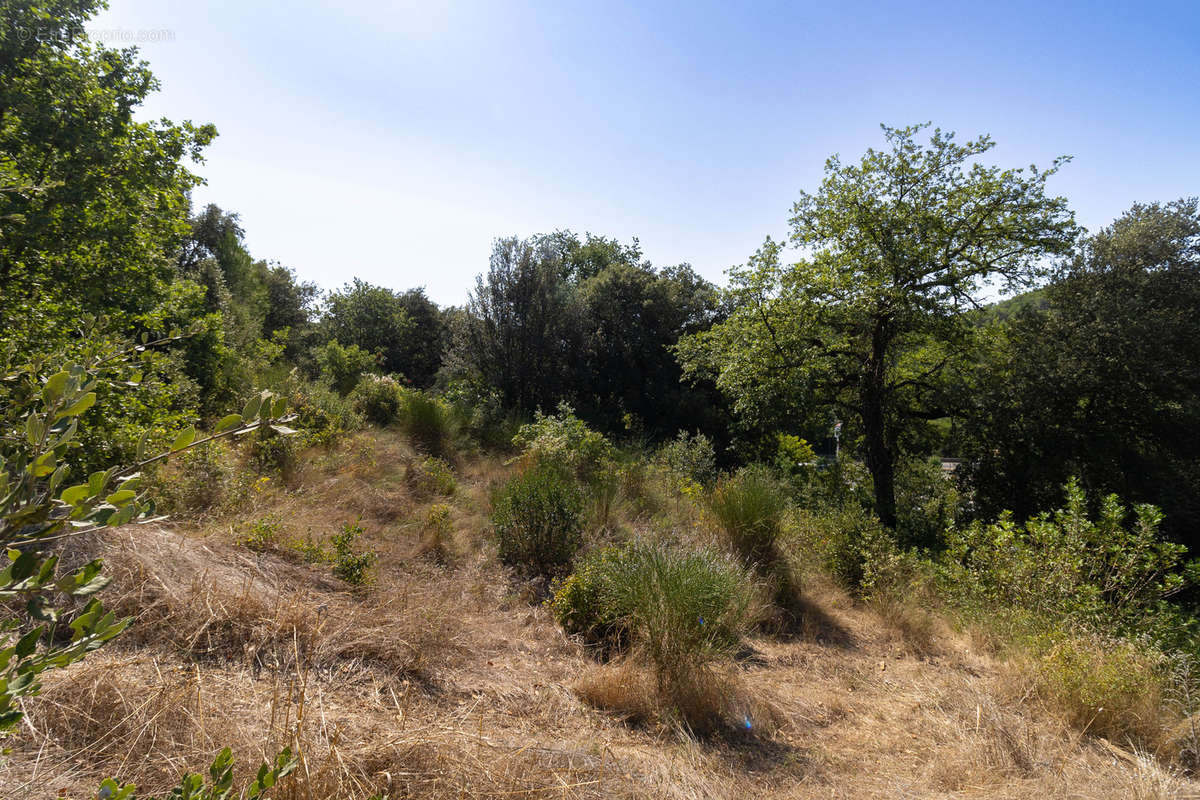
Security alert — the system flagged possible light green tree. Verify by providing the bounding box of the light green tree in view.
[678,124,1078,527]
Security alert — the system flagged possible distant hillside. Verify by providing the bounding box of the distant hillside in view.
[977,287,1049,324]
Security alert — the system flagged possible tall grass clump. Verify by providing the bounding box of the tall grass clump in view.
[401,388,455,454]
[492,461,584,578]
[708,465,788,566]
[553,539,759,727]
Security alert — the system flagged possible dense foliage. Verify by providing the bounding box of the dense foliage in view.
[5,0,1200,778]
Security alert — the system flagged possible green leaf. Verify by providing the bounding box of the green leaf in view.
[14,626,43,659]
[55,391,96,420]
[214,413,243,434]
[60,483,90,506]
[171,426,196,452]
[107,503,138,528]
[242,395,263,421]
[42,371,70,403]
[105,489,136,506]
[135,429,152,462]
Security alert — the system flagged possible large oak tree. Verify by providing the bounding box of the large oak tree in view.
[679,124,1079,527]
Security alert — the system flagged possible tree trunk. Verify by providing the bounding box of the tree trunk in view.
[868,400,897,532]
[862,320,898,529]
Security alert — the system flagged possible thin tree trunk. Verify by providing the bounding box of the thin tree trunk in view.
[862,319,898,529]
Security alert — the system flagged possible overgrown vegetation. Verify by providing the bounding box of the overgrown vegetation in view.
[4,0,1200,792]
[491,461,584,578]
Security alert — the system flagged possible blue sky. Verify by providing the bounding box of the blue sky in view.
[89,0,1199,306]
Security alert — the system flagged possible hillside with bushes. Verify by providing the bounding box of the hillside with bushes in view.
[3,2,1200,798]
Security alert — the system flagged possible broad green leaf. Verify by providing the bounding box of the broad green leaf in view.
[171,426,196,452]
[41,371,69,403]
[55,392,96,420]
[242,395,262,421]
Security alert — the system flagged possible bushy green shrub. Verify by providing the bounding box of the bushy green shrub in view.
[773,433,817,480]
[807,454,875,511]
[349,374,404,426]
[238,514,283,551]
[249,427,298,479]
[553,540,758,691]
[894,456,962,549]
[707,465,789,565]
[791,505,894,593]
[1032,633,1168,744]
[153,441,233,514]
[317,339,378,395]
[331,518,376,585]
[939,479,1195,638]
[288,378,362,447]
[406,456,456,496]
[443,378,521,450]
[550,545,629,641]
[422,502,455,562]
[512,403,614,483]
[492,461,584,577]
[656,431,717,488]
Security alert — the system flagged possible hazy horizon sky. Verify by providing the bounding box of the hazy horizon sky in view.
[89,0,1199,307]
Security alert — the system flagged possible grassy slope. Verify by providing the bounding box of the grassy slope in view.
[5,429,1196,799]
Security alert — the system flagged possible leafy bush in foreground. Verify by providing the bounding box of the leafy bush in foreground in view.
[492,461,583,577]
[0,342,298,795]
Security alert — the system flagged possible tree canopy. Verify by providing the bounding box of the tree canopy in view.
[678,124,1079,526]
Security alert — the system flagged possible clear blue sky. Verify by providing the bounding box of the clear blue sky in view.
[89,0,1199,306]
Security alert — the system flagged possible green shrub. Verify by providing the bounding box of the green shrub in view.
[238,514,283,551]
[708,465,788,565]
[791,505,892,593]
[331,518,376,585]
[492,461,584,577]
[940,479,1195,638]
[550,545,629,641]
[406,456,456,496]
[513,403,614,483]
[656,431,717,488]
[317,339,379,395]
[153,441,233,514]
[443,378,521,450]
[249,427,298,479]
[894,456,962,549]
[349,374,405,426]
[554,540,758,694]
[288,378,362,447]
[422,502,455,562]
[773,433,817,480]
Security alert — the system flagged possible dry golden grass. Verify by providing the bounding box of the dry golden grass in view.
[6,428,1200,799]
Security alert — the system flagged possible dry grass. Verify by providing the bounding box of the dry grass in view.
[6,428,1200,799]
